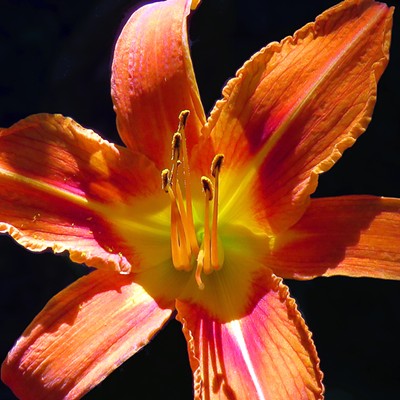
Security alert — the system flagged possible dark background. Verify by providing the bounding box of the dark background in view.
[0,0,399,399]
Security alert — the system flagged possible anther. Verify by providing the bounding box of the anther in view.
[201,177,214,201]
[171,132,182,161]
[178,110,190,133]
[161,169,170,192]
[211,154,224,177]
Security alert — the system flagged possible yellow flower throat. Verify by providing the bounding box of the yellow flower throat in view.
[161,111,224,290]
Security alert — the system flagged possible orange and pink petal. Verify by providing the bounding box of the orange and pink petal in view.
[268,196,400,281]
[0,113,161,272]
[1,269,174,400]
[203,0,393,233]
[112,0,205,169]
[176,274,323,399]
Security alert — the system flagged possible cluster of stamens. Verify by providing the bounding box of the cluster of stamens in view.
[161,111,224,289]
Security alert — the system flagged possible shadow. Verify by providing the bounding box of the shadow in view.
[176,269,319,399]
[269,196,398,279]
[0,113,168,275]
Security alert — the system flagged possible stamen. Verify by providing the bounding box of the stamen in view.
[162,167,191,270]
[170,132,182,187]
[169,132,190,254]
[195,177,214,290]
[201,177,213,276]
[165,183,191,271]
[201,176,214,201]
[210,154,224,270]
[177,110,199,255]
[163,112,227,289]
[163,111,202,276]
[175,183,191,256]
[170,200,191,270]
[195,249,205,290]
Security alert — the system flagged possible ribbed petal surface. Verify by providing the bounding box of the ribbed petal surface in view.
[2,270,173,400]
[268,196,400,280]
[202,0,393,233]
[112,0,205,169]
[0,113,160,272]
[177,274,323,399]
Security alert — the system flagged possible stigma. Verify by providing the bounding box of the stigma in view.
[161,111,225,290]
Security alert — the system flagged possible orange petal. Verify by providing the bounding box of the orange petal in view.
[112,0,205,169]
[0,113,161,272]
[1,269,173,400]
[269,196,400,280]
[176,274,323,399]
[204,0,393,233]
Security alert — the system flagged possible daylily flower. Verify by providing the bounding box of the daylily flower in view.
[1,0,399,398]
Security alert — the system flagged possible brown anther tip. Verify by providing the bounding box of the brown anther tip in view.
[178,110,190,132]
[161,169,170,192]
[201,176,214,201]
[171,132,182,160]
[211,154,225,177]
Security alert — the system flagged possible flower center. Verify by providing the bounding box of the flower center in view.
[161,111,224,290]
